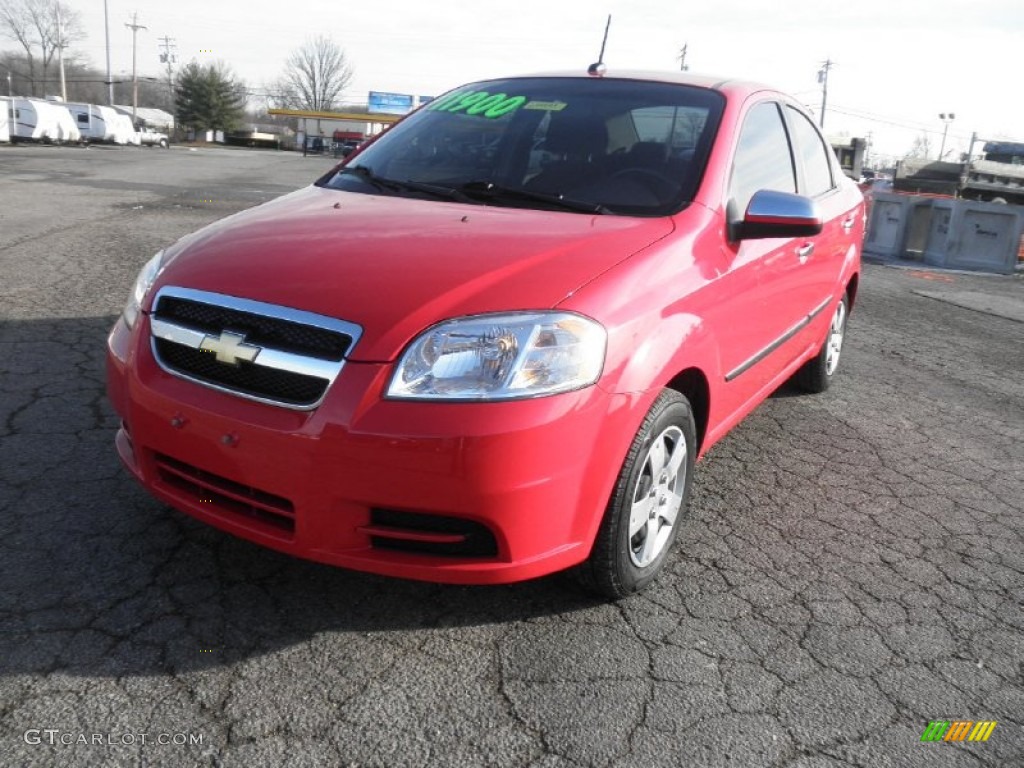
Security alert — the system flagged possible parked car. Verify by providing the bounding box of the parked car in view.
[107,68,863,597]
[136,126,170,148]
[337,139,361,157]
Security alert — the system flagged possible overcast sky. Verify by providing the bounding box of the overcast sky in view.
[70,0,1023,161]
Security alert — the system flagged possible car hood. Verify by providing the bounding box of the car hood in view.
[151,185,674,361]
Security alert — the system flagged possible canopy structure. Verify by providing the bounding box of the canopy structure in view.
[112,105,175,132]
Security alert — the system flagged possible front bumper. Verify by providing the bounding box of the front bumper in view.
[106,316,638,584]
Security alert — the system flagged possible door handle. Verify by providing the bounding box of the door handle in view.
[841,216,856,233]
[796,243,814,263]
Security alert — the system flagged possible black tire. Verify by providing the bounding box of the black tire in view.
[793,293,849,394]
[577,389,697,599]
[159,139,169,149]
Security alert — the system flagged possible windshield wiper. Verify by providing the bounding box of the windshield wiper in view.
[338,168,478,204]
[458,181,610,214]
[399,179,477,204]
[338,170,607,213]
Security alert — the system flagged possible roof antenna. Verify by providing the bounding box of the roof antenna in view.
[588,14,611,76]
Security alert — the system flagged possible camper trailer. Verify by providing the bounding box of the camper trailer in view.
[11,98,80,143]
[119,113,143,146]
[64,103,136,144]
[0,98,10,143]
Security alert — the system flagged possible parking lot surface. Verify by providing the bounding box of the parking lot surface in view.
[1,145,1022,767]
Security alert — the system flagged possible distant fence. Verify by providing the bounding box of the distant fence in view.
[864,192,1024,274]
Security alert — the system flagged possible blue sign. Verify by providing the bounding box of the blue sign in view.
[368,91,414,115]
[418,96,434,105]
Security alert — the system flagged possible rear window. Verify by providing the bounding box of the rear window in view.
[322,77,724,216]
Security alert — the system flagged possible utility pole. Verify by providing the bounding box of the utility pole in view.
[817,58,833,129]
[125,12,148,125]
[966,131,978,163]
[678,43,689,72]
[103,0,113,104]
[56,3,67,101]
[158,36,177,100]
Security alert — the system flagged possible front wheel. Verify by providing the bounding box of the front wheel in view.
[577,389,696,599]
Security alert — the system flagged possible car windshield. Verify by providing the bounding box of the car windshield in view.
[319,77,724,216]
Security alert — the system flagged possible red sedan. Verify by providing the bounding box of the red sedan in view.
[107,69,862,597]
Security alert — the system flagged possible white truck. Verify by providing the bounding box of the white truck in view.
[135,126,170,148]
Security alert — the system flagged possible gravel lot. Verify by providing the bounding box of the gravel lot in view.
[1,144,1022,768]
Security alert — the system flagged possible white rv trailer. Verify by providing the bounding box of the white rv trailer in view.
[10,98,81,143]
[115,112,142,146]
[0,98,10,143]
[64,102,136,144]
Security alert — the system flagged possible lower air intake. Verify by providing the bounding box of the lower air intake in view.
[363,509,499,558]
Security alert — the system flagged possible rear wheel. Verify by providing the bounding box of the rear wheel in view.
[794,293,848,393]
[577,389,696,599]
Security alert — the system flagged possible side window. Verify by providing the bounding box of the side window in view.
[729,102,795,214]
[786,106,834,197]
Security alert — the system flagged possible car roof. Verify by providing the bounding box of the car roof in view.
[481,68,778,99]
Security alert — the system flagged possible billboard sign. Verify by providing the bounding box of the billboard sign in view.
[368,91,414,115]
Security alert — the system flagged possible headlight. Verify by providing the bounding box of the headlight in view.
[122,251,165,329]
[387,312,606,400]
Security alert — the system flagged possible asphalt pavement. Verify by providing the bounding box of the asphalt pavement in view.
[1,144,1022,767]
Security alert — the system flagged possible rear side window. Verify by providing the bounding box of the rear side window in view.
[730,102,795,214]
[786,106,834,197]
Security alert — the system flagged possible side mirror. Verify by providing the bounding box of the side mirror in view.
[732,189,823,241]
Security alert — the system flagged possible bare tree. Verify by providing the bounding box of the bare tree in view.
[274,35,353,112]
[903,133,933,162]
[0,0,82,96]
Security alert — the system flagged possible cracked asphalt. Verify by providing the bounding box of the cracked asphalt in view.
[1,145,1022,768]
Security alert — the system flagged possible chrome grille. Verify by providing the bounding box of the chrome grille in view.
[149,286,362,409]
[157,295,351,360]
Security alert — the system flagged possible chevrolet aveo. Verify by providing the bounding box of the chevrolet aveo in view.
[107,69,863,598]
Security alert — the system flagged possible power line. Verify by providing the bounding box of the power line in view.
[823,104,1024,150]
[826,105,946,133]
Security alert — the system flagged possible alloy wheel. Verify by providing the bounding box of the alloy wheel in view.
[628,425,687,568]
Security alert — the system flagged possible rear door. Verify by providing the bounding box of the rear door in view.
[781,104,853,340]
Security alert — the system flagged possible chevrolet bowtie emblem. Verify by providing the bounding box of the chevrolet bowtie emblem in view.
[199,331,261,366]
